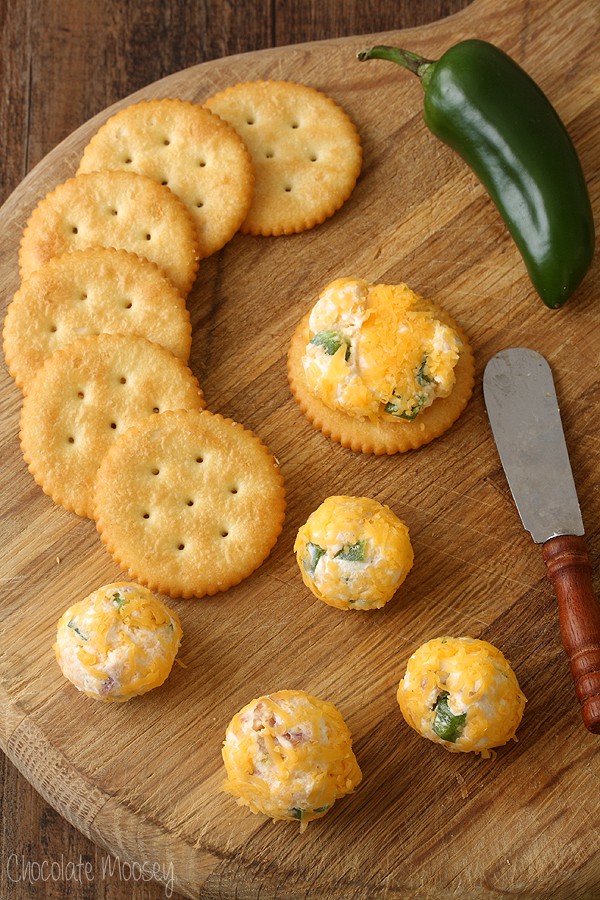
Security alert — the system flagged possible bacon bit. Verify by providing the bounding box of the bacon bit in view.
[253,701,276,730]
[281,729,306,746]
[100,676,115,694]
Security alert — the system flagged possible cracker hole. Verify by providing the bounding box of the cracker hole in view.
[119,376,127,384]
[196,200,204,208]
[49,324,57,333]
[246,117,255,125]
[77,391,84,399]
[178,543,185,551]
[145,233,152,241]
[123,301,132,309]
[152,407,159,414]
[291,121,300,129]
[309,153,318,162]
[229,486,238,494]
[284,185,292,193]
[151,467,160,476]
[142,512,150,519]
[186,499,194,507]
[80,293,87,301]
[160,180,168,186]
[71,226,78,234]
[110,208,118,216]
[110,422,117,430]
[163,139,171,146]
[198,160,206,167]
[195,455,203,464]
[265,151,274,159]
[124,157,132,164]
[220,529,229,538]
[67,436,75,444]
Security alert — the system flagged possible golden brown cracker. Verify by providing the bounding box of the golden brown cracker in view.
[19,171,199,296]
[204,81,362,236]
[20,333,205,518]
[3,248,192,393]
[287,308,475,454]
[94,409,286,599]
[77,99,254,259]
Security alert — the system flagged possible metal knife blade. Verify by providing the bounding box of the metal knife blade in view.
[483,347,584,543]
[484,347,600,734]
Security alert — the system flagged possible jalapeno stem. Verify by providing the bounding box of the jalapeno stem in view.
[357,45,435,86]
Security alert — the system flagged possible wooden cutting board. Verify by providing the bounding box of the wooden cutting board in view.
[1,0,599,896]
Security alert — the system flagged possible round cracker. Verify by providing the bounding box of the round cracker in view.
[4,248,192,393]
[94,409,286,599]
[204,80,362,236]
[77,99,254,259]
[20,333,205,518]
[19,171,200,296]
[287,307,475,454]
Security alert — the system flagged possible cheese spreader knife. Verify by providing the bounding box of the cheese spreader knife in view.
[483,347,600,733]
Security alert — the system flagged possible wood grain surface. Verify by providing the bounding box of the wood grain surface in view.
[1,0,599,898]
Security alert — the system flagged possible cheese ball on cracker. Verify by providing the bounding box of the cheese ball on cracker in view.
[295,495,414,610]
[397,636,526,757]
[303,278,462,421]
[222,690,362,829]
[54,582,182,702]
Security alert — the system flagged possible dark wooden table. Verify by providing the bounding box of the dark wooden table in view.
[1,2,470,897]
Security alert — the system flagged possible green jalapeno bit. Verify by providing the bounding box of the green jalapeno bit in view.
[416,356,432,386]
[357,41,594,308]
[112,592,127,609]
[67,620,88,641]
[335,540,366,562]
[310,330,351,361]
[290,805,329,819]
[432,691,467,743]
[304,542,325,577]
[385,358,432,419]
[385,393,427,420]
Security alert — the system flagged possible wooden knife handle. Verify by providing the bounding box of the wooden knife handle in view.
[543,534,600,733]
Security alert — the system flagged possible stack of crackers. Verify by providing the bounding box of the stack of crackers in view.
[3,82,363,599]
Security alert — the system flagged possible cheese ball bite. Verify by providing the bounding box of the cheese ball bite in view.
[397,636,526,757]
[222,690,362,829]
[294,495,414,610]
[303,278,462,421]
[54,582,182,702]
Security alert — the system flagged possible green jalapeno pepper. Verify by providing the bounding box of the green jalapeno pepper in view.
[358,40,594,309]
[432,691,467,743]
[304,541,325,577]
[310,329,351,359]
[335,539,366,562]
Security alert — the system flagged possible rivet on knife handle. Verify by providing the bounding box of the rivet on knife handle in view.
[543,535,600,733]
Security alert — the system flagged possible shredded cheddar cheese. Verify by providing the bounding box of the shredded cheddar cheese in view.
[222,690,362,830]
[302,277,461,421]
[294,495,414,610]
[397,636,526,756]
[54,581,182,702]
